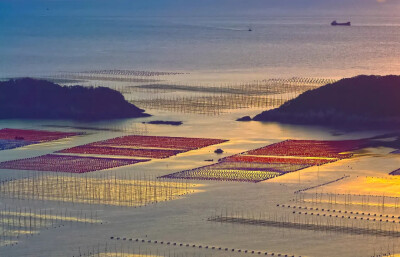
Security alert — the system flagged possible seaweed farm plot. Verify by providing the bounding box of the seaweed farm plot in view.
[58,146,186,159]
[162,139,367,183]
[244,139,368,159]
[0,154,148,173]
[306,177,400,200]
[208,214,400,238]
[295,191,400,209]
[0,140,33,151]
[78,70,185,76]
[209,197,400,239]
[0,135,226,173]
[130,77,332,96]
[223,155,335,166]
[208,161,310,172]
[53,70,186,85]
[0,206,100,247]
[278,203,400,223]
[0,128,80,151]
[0,174,199,207]
[94,135,226,150]
[162,162,309,183]
[131,95,285,116]
[120,77,331,115]
[54,73,160,84]
[58,135,227,159]
[0,128,79,142]
[161,162,309,183]
[163,168,281,183]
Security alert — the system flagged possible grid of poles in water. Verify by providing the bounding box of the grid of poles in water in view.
[0,174,198,207]
[122,79,329,115]
[51,71,172,83]
[71,241,214,257]
[104,236,294,257]
[49,70,188,86]
[210,191,400,239]
[42,123,150,135]
[0,205,101,247]
[295,192,400,210]
[49,71,337,115]
[4,72,380,256]
[204,192,400,255]
[208,210,400,238]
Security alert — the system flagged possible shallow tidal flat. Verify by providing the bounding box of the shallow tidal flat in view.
[1,74,400,257]
[2,3,400,254]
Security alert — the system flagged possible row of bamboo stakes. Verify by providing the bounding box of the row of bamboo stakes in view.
[209,208,400,238]
[0,173,197,207]
[50,72,334,116]
[72,241,211,257]
[294,192,400,210]
[0,205,100,247]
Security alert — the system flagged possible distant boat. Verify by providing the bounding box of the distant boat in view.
[331,20,351,26]
[248,27,252,31]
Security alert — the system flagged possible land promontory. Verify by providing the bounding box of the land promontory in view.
[0,78,149,119]
[253,75,400,127]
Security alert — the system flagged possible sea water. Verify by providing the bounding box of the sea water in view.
[0,0,399,79]
[1,1,400,256]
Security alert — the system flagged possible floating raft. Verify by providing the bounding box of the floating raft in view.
[58,135,227,159]
[0,128,81,151]
[0,154,149,173]
[162,139,369,183]
[0,135,227,173]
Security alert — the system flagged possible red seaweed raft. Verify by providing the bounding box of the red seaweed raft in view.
[244,139,367,159]
[161,139,369,183]
[58,135,227,159]
[0,135,227,173]
[93,135,226,150]
[0,128,80,142]
[0,128,81,151]
[58,145,186,158]
[0,154,148,173]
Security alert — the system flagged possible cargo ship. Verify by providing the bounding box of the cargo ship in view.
[331,20,351,26]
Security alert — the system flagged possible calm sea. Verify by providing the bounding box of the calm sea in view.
[1,1,399,79]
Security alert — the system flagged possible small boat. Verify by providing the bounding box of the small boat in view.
[331,20,351,26]
[214,148,224,154]
[248,27,252,31]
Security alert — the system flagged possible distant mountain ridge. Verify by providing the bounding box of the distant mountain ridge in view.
[0,78,149,120]
[253,75,400,128]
